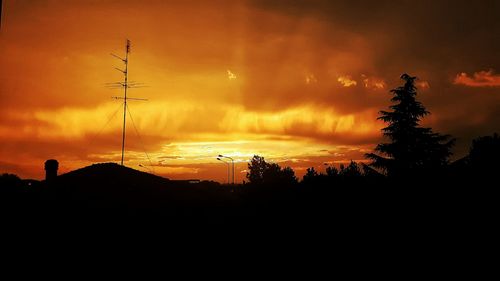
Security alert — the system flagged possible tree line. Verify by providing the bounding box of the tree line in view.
[245,74,499,187]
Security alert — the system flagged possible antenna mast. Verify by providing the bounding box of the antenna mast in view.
[119,40,130,165]
[122,40,130,165]
[109,39,147,166]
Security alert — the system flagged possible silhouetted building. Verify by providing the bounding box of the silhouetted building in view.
[44,159,59,181]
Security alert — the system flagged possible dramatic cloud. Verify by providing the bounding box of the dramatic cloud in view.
[1,0,499,181]
[337,75,357,87]
[454,70,500,87]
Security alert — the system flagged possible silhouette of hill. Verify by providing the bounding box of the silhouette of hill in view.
[0,163,237,227]
[55,162,171,188]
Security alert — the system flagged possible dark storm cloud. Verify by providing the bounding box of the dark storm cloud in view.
[1,0,499,180]
[245,0,500,156]
[248,0,500,84]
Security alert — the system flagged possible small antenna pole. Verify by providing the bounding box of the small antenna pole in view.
[120,40,130,166]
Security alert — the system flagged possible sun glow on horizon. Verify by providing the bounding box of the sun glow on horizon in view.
[1,1,498,182]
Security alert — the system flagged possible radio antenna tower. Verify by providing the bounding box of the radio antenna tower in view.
[108,39,148,166]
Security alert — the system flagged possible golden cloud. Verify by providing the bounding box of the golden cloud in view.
[0,99,381,180]
[2,1,499,182]
[362,75,386,89]
[454,70,500,87]
[337,75,357,87]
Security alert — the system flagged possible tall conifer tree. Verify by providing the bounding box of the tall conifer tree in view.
[366,74,454,177]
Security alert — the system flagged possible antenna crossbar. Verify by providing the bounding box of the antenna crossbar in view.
[112,97,148,101]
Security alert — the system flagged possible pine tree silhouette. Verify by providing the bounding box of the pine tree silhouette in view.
[366,74,455,178]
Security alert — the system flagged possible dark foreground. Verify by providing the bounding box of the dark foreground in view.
[1,163,496,235]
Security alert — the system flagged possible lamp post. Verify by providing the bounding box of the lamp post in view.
[218,155,234,184]
[217,157,230,184]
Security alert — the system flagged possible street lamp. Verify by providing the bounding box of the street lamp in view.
[217,157,230,184]
[218,155,234,184]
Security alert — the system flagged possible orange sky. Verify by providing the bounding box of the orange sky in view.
[1,0,500,182]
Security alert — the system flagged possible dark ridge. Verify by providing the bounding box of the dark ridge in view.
[13,162,235,228]
[54,162,170,188]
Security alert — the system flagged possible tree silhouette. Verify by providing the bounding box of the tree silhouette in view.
[467,133,500,176]
[247,155,267,184]
[302,167,319,183]
[280,166,298,185]
[263,163,297,185]
[339,161,362,178]
[0,173,22,188]
[246,155,297,185]
[366,74,455,178]
[325,165,339,177]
